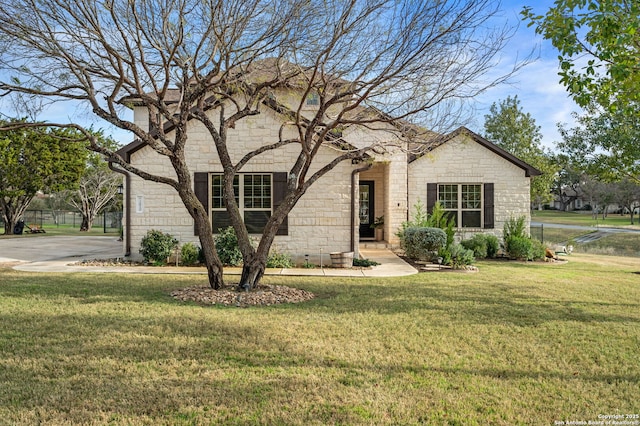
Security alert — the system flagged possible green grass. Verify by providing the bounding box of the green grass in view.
[1,255,639,425]
[533,210,640,228]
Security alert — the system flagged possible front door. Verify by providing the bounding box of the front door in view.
[359,181,375,239]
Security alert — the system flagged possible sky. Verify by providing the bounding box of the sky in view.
[468,0,582,151]
[1,0,580,152]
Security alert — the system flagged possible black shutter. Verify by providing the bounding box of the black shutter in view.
[194,172,209,235]
[426,183,437,214]
[483,183,494,229]
[273,172,288,236]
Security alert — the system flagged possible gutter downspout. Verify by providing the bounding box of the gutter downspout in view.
[351,162,373,254]
[109,162,131,256]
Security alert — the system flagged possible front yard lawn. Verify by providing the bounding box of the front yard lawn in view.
[1,254,638,425]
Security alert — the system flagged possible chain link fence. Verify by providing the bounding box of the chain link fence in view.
[2,210,122,233]
[530,224,544,242]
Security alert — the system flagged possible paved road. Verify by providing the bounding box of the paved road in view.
[531,221,640,243]
[0,236,123,262]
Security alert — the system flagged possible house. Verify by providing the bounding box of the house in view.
[114,77,541,263]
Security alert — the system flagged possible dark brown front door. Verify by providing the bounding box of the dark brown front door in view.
[359,181,375,239]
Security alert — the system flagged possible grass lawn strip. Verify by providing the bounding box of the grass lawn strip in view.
[0,254,638,424]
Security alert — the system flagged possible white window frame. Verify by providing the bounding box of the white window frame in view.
[438,183,483,228]
[305,92,319,106]
[210,173,272,233]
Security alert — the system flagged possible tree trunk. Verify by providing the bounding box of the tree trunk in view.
[80,214,91,231]
[189,197,224,289]
[239,253,266,291]
[4,221,13,235]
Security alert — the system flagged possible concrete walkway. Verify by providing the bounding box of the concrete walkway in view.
[0,236,417,277]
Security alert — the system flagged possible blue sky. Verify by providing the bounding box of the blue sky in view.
[468,0,582,151]
[1,0,578,152]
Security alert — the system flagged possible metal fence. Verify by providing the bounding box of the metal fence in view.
[2,210,122,233]
[530,224,544,242]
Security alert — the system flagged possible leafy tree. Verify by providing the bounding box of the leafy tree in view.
[483,96,557,206]
[523,2,640,174]
[522,1,640,116]
[0,0,523,289]
[64,133,122,232]
[557,110,639,181]
[611,178,640,224]
[551,154,583,211]
[0,123,86,234]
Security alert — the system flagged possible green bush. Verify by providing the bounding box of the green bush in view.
[139,230,178,264]
[214,226,243,266]
[530,238,547,261]
[180,242,200,266]
[266,250,294,268]
[461,233,501,259]
[484,234,500,258]
[461,234,488,259]
[503,216,527,241]
[403,227,447,260]
[505,235,533,260]
[353,257,380,267]
[448,243,475,269]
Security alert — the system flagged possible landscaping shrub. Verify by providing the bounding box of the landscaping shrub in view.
[425,202,456,248]
[139,229,178,264]
[530,238,547,261]
[403,227,447,260]
[461,234,488,259]
[503,216,527,241]
[505,235,533,260]
[448,243,475,269]
[461,233,500,259]
[484,234,500,258]
[214,226,243,266]
[353,257,380,267]
[266,250,294,268]
[180,242,200,266]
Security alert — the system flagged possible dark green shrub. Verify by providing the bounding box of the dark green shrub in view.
[353,257,380,267]
[484,234,500,258]
[461,234,488,259]
[505,235,533,260]
[180,242,200,266]
[403,227,447,260]
[530,239,547,261]
[266,250,294,268]
[139,229,178,264]
[448,243,475,269]
[461,233,501,259]
[425,202,456,248]
[503,216,527,241]
[214,226,243,266]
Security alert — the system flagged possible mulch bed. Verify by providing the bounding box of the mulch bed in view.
[170,284,315,307]
[74,258,316,307]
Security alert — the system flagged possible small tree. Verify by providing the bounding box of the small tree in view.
[65,134,122,232]
[483,96,557,205]
[0,123,86,234]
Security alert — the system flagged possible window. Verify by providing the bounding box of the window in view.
[210,174,272,233]
[438,184,482,228]
[306,93,319,106]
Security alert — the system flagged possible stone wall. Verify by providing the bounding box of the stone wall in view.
[126,102,358,264]
[407,133,532,242]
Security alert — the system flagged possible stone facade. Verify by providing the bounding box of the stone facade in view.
[125,102,359,263]
[121,95,537,263]
[407,131,533,241]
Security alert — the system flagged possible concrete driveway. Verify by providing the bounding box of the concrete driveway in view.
[0,235,123,263]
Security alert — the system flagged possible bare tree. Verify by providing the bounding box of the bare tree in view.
[66,162,121,232]
[0,0,525,289]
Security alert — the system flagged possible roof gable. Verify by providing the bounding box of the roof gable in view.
[408,126,542,177]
